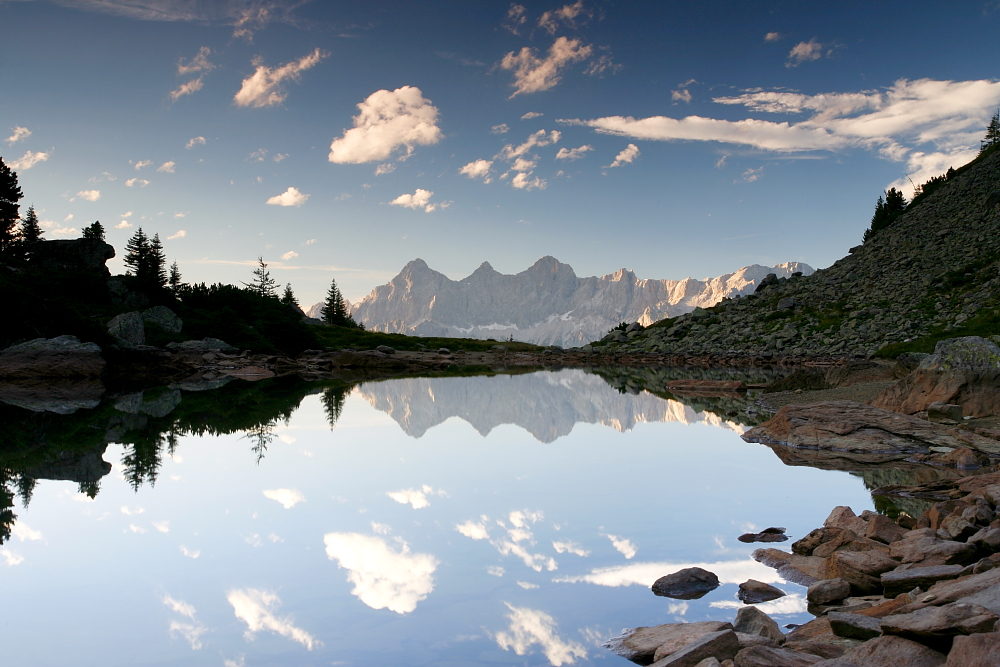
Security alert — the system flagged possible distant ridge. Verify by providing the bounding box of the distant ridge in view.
[323,257,813,347]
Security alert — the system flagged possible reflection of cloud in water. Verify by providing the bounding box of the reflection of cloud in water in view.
[488,565,506,577]
[494,603,588,666]
[359,370,745,443]
[262,488,305,509]
[1,548,24,566]
[554,558,782,587]
[496,540,558,572]
[386,485,446,509]
[153,521,170,533]
[456,519,490,540]
[517,581,540,589]
[605,534,637,559]
[668,602,689,615]
[711,593,808,616]
[227,588,320,649]
[323,532,438,614]
[458,510,558,572]
[12,523,42,541]
[552,540,590,557]
[163,594,206,650]
[180,545,200,558]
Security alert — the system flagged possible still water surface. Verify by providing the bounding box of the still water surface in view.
[2,370,874,666]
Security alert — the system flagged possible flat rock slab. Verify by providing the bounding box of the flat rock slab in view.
[841,635,946,667]
[880,601,998,651]
[733,645,822,666]
[881,565,964,597]
[651,629,740,667]
[889,531,977,568]
[946,631,1000,666]
[808,579,852,605]
[828,612,882,641]
[738,579,787,604]
[653,567,721,600]
[606,621,732,662]
[742,400,1000,458]
[754,548,826,586]
[0,335,105,379]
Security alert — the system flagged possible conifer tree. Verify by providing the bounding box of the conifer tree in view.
[168,261,185,295]
[124,227,150,279]
[149,234,167,287]
[322,278,347,325]
[82,221,105,240]
[19,205,42,243]
[0,157,22,254]
[245,257,277,298]
[280,283,300,309]
[983,109,1000,154]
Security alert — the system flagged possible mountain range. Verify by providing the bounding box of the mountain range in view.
[312,257,813,347]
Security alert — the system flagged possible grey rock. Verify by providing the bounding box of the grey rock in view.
[881,565,964,598]
[604,622,733,662]
[108,311,145,346]
[139,388,182,418]
[841,635,946,666]
[732,645,822,666]
[653,567,721,600]
[142,305,183,334]
[375,345,396,354]
[969,527,1000,553]
[919,337,1000,372]
[738,579,787,604]
[808,579,852,605]
[113,392,143,413]
[880,601,999,651]
[650,629,740,667]
[734,606,784,643]
[0,335,105,379]
[927,402,963,422]
[828,612,882,640]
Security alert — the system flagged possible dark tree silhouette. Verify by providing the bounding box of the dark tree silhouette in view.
[983,109,1000,154]
[322,277,361,327]
[281,283,300,309]
[864,187,908,242]
[124,227,150,277]
[149,233,167,287]
[322,387,347,429]
[19,205,42,243]
[0,157,23,254]
[244,257,277,298]
[82,221,105,241]
[168,261,185,295]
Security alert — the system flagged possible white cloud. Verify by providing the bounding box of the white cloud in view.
[511,157,536,172]
[1,548,24,566]
[12,523,42,542]
[6,126,30,143]
[521,111,544,120]
[228,588,319,649]
[371,522,391,535]
[248,148,267,162]
[170,77,203,101]
[498,129,561,160]
[740,166,764,183]
[281,250,298,260]
[554,557,780,588]
[115,221,132,229]
[459,159,493,183]
[888,148,980,197]
[266,186,309,207]
[262,488,305,509]
[234,48,327,108]
[672,88,692,103]
[169,620,207,650]
[273,153,287,162]
[167,230,186,240]
[163,595,196,619]
[389,189,444,213]
[125,178,149,187]
[374,162,395,175]
[493,603,587,666]
[607,144,639,168]
[494,540,557,572]
[128,524,145,533]
[765,32,782,42]
[174,212,185,218]
[488,565,506,577]
[552,540,590,557]
[180,545,200,558]
[456,519,490,540]
[605,534,636,559]
[305,238,316,245]
[555,145,592,160]
[121,506,144,516]
[324,532,438,614]
[153,521,170,533]
[386,484,446,508]
[538,0,590,34]
[517,581,540,589]
[583,54,621,77]
[328,86,443,164]
[503,3,527,34]
[491,123,510,134]
[157,161,175,173]
[715,155,728,169]
[9,150,49,170]
[511,172,546,190]
[134,160,152,170]
[76,189,101,201]
[787,38,828,67]
[64,214,74,222]
[710,593,808,616]
[500,37,592,97]
[177,46,215,75]
[508,510,543,528]
[185,136,206,149]
[223,657,244,667]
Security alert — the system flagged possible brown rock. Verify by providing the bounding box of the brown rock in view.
[889,529,978,567]
[881,565,964,598]
[618,622,733,662]
[650,629,740,667]
[785,617,833,643]
[782,641,856,660]
[940,515,979,541]
[742,401,1000,460]
[880,601,999,651]
[754,548,827,586]
[826,507,869,534]
[734,633,779,650]
[733,645,822,666]
[840,635,946,666]
[945,631,1000,666]
[733,606,784,643]
[824,550,899,595]
[0,335,106,379]
[738,579,787,604]
[925,501,971,530]
[873,366,1000,419]
[865,515,909,545]
[855,595,913,618]
[828,612,882,640]
[794,528,852,556]
[653,567,722,600]
[808,578,852,605]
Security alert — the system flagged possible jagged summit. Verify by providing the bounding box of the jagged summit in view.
[349,256,814,347]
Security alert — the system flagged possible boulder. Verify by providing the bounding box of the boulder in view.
[108,311,145,346]
[840,635,946,666]
[824,550,899,595]
[825,507,869,535]
[969,526,1000,553]
[28,237,115,275]
[881,565,964,598]
[732,645,821,666]
[927,402,963,422]
[879,601,999,651]
[738,579,787,604]
[738,528,789,543]
[889,529,978,567]
[828,613,882,641]
[0,335,105,379]
[142,305,183,334]
[945,631,1000,666]
[754,548,826,586]
[733,606,784,643]
[920,337,1000,372]
[808,579,852,606]
[605,622,733,662]
[650,629,740,667]
[652,567,721,600]
[742,401,1000,461]
[795,528,851,556]
[865,515,908,545]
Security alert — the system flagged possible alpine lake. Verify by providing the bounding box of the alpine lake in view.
[3,366,910,667]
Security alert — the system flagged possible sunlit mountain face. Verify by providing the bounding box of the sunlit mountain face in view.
[1,370,878,665]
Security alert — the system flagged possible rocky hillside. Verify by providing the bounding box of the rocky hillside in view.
[598,146,1000,358]
[344,256,812,347]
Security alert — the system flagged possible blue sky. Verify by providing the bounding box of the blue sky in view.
[2,0,999,305]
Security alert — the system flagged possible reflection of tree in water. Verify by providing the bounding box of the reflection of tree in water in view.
[120,432,165,491]
[322,386,349,429]
[243,421,277,464]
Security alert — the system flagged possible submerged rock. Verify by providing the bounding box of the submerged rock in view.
[652,567,721,600]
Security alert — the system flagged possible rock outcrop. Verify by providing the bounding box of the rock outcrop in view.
[346,256,812,347]
[0,336,106,378]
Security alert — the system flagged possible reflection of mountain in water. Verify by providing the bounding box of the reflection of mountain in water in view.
[358,369,746,443]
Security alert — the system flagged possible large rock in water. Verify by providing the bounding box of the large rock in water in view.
[742,401,1000,462]
[0,335,105,378]
[652,567,721,599]
[602,621,733,662]
[142,306,183,334]
[873,337,1000,418]
[108,312,145,346]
